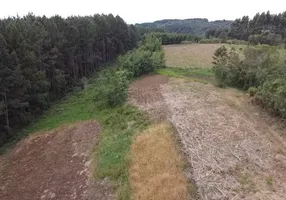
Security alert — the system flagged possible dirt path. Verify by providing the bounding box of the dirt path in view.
[129,75,286,200]
[0,120,114,200]
[128,75,169,122]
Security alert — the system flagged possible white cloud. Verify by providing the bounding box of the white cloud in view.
[1,0,286,24]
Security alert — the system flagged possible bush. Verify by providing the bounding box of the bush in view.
[213,45,278,89]
[200,38,222,44]
[120,34,165,78]
[94,70,129,108]
[213,45,286,117]
[119,50,153,78]
[148,32,201,45]
[248,87,258,97]
[225,39,248,45]
[256,78,286,117]
[181,40,195,44]
[248,33,283,46]
[94,34,165,108]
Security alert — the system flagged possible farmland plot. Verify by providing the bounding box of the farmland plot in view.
[129,44,286,199]
[163,44,221,68]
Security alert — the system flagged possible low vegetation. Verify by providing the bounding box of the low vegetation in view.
[93,34,165,108]
[1,34,165,199]
[119,34,165,78]
[199,38,222,44]
[129,123,188,200]
[199,38,248,45]
[156,67,213,84]
[213,45,286,117]
[21,75,149,199]
[248,33,283,46]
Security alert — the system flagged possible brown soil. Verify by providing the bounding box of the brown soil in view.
[0,120,114,200]
[130,75,169,88]
[128,75,169,122]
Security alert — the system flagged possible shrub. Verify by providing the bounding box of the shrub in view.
[248,87,258,97]
[199,38,222,44]
[120,34,165,78]
[119,50,154,78]
[256,78,286,117]
[94,33,165,108]
[213,45,278,89]
[248,33,283,46]
[181,40,195,44]
[213,45,286,118]
[148,32,201,45]
[94,70,129,108]
[226,39,248,45]
[151,50,165,68]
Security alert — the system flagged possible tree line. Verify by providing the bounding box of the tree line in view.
[94,34,164,108]
[0,13,138,144]
[148,32,201,45]
[136,18,232,35]
[206,11,286,45]
[213,45,286,118]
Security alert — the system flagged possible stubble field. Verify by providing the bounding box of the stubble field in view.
[128,43,286,200]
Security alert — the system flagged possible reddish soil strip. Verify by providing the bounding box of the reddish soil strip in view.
[128,75,169,122]
[0,120,114,200]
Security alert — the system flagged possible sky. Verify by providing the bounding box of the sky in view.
[0,0,285,24]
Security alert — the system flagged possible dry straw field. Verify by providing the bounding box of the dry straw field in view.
[163,44,222,68]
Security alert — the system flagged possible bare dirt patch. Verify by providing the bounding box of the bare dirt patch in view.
[128,75,169,122]
[129,123,188,200]
[0,120,114,200]
[161,79,286,200]
[163,44,221,68]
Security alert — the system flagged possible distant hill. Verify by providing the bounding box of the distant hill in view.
[135,18,233,35]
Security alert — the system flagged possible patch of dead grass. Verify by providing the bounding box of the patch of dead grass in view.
[129,123,189,200]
